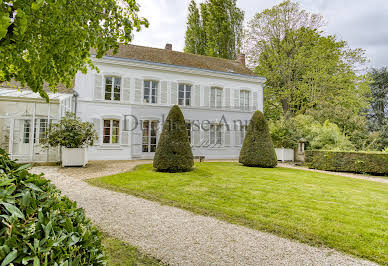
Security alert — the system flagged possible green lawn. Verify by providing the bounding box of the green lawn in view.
[88,163,388,264]
[102,235,162,266]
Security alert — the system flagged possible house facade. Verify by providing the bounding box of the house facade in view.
[75,44,265,160]
[0,43,265,162]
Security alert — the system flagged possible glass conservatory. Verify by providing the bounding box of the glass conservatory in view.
[0,88,73,163]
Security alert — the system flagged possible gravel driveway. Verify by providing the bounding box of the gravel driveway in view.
[31,163,376,265]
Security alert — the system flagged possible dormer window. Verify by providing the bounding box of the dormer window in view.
[105,77,121,101]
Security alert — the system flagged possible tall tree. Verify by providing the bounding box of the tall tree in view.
[368,67,388,131]
[0,0,148,99]
[183,0,244,60]
[244,0,370,136]
[184,0,206,55]
[244,0,324,67]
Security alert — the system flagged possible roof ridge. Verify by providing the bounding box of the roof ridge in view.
[121,43,246,65]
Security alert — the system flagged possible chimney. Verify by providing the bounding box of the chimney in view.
[237,53,246,66]
[165,43,172,51]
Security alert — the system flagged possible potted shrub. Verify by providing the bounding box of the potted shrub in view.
[42,112,97,167]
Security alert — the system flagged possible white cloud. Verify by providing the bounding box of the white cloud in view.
[132,0,388,67]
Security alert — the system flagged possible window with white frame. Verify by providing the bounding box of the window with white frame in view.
[103,119,120,144]
[105,77,121,101]
[240,90,250,111]
[23,120,30,144]
[144,80,158,104]
[185,122,192,144]
[178,84,191,106]
[142,120,158,152]
[240,125,248,144]
[33,119,48,144]
[210,87,223,108]
[210,124,222,145]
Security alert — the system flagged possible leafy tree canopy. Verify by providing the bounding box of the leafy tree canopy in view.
[368,67,388,131]
[0,0,148,99]
[244,1,370,134]
[184,0,244,60]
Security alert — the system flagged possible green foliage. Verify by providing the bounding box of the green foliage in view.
[368,67,388,131]
[239,111,277,167]
[41,112,97,149]
[245,1,370,128]
[268,118,298,149]
[305,150,388,175]
[308,121,355,151]
[184,0,244,60]
[269,114,355,151]
[0,148,106,265]
[0,0,148,99]
[153,105,194,172]
[184,0,206,55]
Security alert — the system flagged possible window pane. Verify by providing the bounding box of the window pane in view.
[178,99,184,105]
[144,80,150,88]
[114,93,120,101]
[114,77,121,86]
[186,99,191,106]
[179,90,184,98]
[112,135,118,144]
[150,145,156,152]
[113,120,120,127]
[103,135,110,143]
[152,81,158,89]
[143,145,149,152]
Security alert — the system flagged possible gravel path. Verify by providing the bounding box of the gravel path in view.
[31,164,376,265]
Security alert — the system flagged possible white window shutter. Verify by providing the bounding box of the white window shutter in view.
[161,81,168,104]
[204,86,210,107]
[121,131,129,146]
[13,120,21,144]
[224,88,231,109]
[193,128,200,146]
[94,74,103,100]
[201,129,209,147]
[234,129,241,146]
[253,91,258,111]
[234,89,240,109]
[92,118,101,145]
[224,124,231,146]
[135,78,142,103]
[193,85,200,107]
[123,78,131,103]
[170,82,178,105]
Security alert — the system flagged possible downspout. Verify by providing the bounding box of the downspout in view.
[73,90,79,116]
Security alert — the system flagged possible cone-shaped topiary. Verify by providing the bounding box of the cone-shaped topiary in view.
[153,105,194,172]
[239,110,277,167]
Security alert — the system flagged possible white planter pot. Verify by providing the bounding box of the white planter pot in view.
[62,147,88,167]
[275,148,295,162]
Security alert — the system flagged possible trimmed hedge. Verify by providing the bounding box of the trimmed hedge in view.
[239,110,277,168]
[153,105,194,172]
[0,148,106,265]
[305,150,388,175]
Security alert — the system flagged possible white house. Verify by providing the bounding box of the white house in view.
[0,84,73,162]
[75,44,265,160]
[0,43,266,162]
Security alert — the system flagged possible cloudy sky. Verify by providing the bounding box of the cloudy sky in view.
[133,0,388,68]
